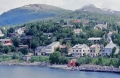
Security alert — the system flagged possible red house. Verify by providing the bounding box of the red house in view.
[0,39,12,46]
[74,19,80,23]
[68,59,77,67]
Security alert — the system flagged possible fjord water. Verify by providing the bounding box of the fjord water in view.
[0,65,120,78]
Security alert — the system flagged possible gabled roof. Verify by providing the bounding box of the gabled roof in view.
[105,41,116,49]
[0,39,11,41]
[46,42,60,48]
[36,46,45,50]
[72,44,88,48]
[60,45,67,49]
[88,37,102,40]
[74,19,80,23]
[90,44,100,48]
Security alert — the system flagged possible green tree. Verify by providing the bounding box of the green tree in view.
[110,47,116,58]
[117,58,120,68]
[12,38,20,47]
[8,27,14,33]
[59,57,68,64]
[10,45,16,52]
[85,56,92,64]
[0,44,3,53]
[31,40,39,50]
[18,48,28,55]
[96,57,103,65]
[12,53,20,59]
[49,51,61,64]
[3,46,11,54]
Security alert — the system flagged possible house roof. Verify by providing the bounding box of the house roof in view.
[36,46,45,50]
[19,45,28,47]
[74,19,80,23]
[43,33,53,35]
[74,29,82,32]
[0,34,4,37]
[88,37,102,40]
[20,36,32,40]
[0,39,11,41]
[46,42,60,48]
[72,44,88,48]
[62,25,73,27]
[60,45,67,49]
[105,41,116,49]
[108,31,113,35]
[0,30,4,37]
[90,44,100,48]
[94,24,107,29]
[2,43,12,46]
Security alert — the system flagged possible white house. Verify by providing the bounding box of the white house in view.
[73,29,82,34]
[72,44,90,57]
[94,23,107,30]
[15,26,26,35]
[45,42,60,55]
[102,41,117,56]
[88,37,102,43]
[35,46,46,56]
[0,30,4,37]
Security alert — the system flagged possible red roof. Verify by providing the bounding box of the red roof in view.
[60,45,67,49]
[74,19,80,23]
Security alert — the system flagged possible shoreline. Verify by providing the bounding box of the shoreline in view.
[0,62,120,74]
[48,64,120,74]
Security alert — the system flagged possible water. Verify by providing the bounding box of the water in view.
[0,65,120,78]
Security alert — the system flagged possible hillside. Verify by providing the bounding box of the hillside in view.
[54,4,120,23]
[0,4,71,26]
[1,4,120,26]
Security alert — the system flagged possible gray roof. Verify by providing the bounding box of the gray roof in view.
[0,39,11,41]
[72,44,88,49]
[88,37,102,40]
[46,42,59,48]
[105,41,116,49]
[95,24,107,29]
[36,46,45,50]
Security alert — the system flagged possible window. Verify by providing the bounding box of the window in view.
[80,53,81,55]
[80,50,81,52]
[76,50,78,52]
[73,50,74,52]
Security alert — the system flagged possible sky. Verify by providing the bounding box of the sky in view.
[0,0,120,14]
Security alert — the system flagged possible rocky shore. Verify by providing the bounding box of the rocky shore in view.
[0,61,49,66]
[49,64,120,73]
[0,62,120,74]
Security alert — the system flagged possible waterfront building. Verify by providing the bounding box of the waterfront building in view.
[45,42,60,55]
[35,46,46,55]
[102,40,117,56]
[90,44,100,57]
[0,39,12,46]
[72,44,90,57]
